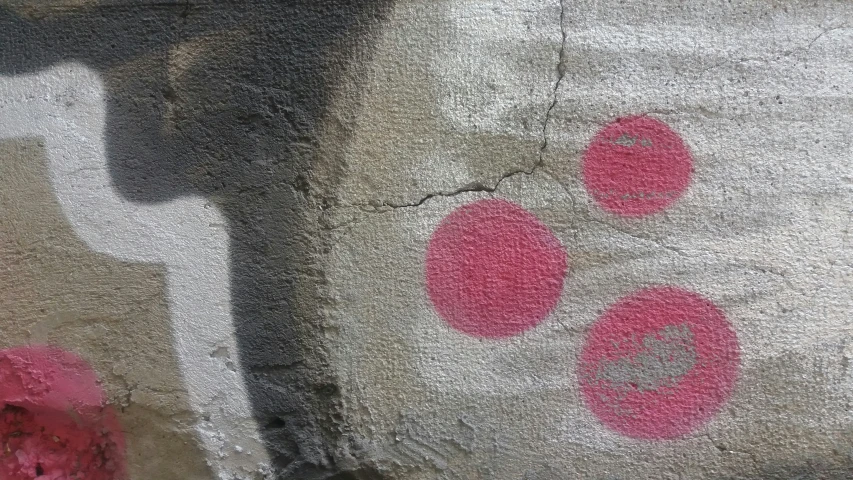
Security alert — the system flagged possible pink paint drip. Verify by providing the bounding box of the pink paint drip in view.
[0,346,126,480]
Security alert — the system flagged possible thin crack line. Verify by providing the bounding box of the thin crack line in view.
[368,0,568,211]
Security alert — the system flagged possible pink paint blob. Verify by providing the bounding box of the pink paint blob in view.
[582,115,693,216]
[578,286,739,440]
[425,199,568,338]
[0,346,126,480]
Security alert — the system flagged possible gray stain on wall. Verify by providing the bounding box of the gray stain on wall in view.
[592,323,697,394]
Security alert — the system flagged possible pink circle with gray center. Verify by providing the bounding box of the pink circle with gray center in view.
[578,286,739,439]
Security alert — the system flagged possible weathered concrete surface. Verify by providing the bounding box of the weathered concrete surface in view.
[0,1,394,478]
[1,0,853,479]
[0,138,211,478]
[320,0,853,478]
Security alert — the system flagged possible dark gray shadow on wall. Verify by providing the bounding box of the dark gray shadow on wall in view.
[0,2,393,478]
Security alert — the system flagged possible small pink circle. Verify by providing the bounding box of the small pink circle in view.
[582,115,693,216]
[0,346,127,480]
[425,199,568,338]
[578,286,739,439]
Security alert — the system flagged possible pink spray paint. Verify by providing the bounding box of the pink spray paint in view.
[0,346,126,479]
[582,115,693,216]
[578,287,740,439]
[425,199,568,338]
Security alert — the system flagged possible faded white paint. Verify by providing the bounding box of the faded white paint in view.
[0,63,267,479]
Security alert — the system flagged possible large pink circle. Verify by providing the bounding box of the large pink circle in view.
[578,287,739,439]
[425,199,568,338]
[582,115,693,216]
[0,346,127,480]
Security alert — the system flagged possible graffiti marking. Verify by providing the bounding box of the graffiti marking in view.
[578,286,739,439]
[582,115,693,216]
[0,64,266,477]
[0,346,126,480]
[425,199,568,338]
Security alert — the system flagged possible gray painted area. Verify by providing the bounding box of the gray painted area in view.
[591,324,697,394]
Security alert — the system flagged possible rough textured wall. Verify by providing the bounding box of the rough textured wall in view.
[2,1,853,479]
[0,1,395,478]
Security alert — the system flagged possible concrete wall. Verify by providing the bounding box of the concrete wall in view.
[1,1,853,479]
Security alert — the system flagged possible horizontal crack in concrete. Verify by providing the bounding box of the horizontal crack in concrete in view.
[356,0,568,212]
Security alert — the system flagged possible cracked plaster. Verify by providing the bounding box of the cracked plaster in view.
[319,1,853,478]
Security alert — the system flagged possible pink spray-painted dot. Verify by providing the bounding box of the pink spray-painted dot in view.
[582,115,693,216]
[0,346,126,480]
[425,199,568,338]
[578,286,740,439]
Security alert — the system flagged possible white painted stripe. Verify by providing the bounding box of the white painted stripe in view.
[0,63,268,479]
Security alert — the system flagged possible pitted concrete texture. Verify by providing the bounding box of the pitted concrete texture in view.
[319,0,853,478]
